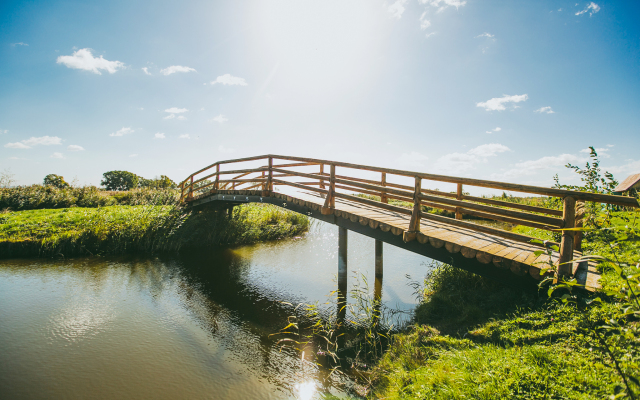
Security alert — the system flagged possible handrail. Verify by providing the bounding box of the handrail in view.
[180,154,639,278]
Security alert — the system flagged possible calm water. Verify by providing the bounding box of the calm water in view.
[0,222,436,400]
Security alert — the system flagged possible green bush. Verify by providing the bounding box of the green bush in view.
[0,185,177,210]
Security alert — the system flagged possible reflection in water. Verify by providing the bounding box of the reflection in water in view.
[0,222,436,399]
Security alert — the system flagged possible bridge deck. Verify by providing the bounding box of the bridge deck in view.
[189,189,601,291]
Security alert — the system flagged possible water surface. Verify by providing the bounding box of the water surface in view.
[0,221,436,399]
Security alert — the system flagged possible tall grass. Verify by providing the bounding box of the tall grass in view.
[0,185,177,210]
[0,203,310,258]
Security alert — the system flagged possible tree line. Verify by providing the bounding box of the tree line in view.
[43,171,177,191]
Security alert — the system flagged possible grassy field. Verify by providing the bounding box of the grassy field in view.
[367,209,640,399]
[0,203,310,258]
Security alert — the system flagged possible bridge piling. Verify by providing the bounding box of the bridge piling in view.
[375,240,383,279]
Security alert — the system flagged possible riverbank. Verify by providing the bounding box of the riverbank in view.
[0,203,310,259]
[367,209,640,399]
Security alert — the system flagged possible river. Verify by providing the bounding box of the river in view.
[0,221,437,400]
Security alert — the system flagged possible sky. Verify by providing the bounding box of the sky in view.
[1,0,639,192]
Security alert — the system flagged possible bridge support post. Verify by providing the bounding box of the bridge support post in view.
[375,239,383,279]
[337,226,348,349]
[455,183,463,220]
[558,196,576,279]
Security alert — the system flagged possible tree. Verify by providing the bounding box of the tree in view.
[0,169,15,188]
[154,175,176,189]
[43,174,70,189]
[101,171,139,191]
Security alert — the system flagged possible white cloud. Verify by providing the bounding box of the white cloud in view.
[493,153,582,179]
[607,144,614,147]
[420,0,467,12]
[485,127,502,134]
[419,12,431,29]
[160,65,196,75]
[11,42,29,46]
[607,159,640,176]
[467,143,510,158]
[476,32,494,38]
[51,152,64,159]
[67,145,85,151]
[154,133,165,139]
[4,142,30,149]
[165,107,188,114]
[163,114,175,120]
[388,0,407,19]
[435,143,510,174]
[398,151,429,169]
[1,130,7,134]
[129,154,138,158]
[425,32,437,38]
[142,67,151,75]
[210,114,228,123]
[218,145,235,154]
[210,74,248,86]
[576,2,600,16]
[110,127,134,137]
[56,48,124,75]
[177,115,186,120]
[5,136,62,148]
[179,134,190,139]
[535,106,555,114]
[476,94,528,111]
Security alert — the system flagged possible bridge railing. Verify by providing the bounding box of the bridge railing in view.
[179,155,638,277]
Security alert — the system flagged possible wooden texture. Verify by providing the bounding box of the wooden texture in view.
[558,196,576,277]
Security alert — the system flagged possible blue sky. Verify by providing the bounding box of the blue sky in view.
[1,0,639,191]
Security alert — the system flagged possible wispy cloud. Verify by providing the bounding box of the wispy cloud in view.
[218,145,235,154]
[1,130,8,134]
[160,65,196,76]
[67,145,84,151]
[210,74,248,86]
[51,152,64,159]
[210,114,228,123]
[476,32,494,38]
[142,67,151,75]
[179,134,190,139]
[434,143,510,174]
[11,42,29,47]
[492,153,582,179]
[420,0,467,12]
[109,127,134,137]
[57,48,124,75]
[534,106,555,114]
[576,2,600,16]
[388,0,407,19]
[476,94,528,111]
[129,154,138,158]
[485,127,502,134]
[5,136,62,149]
[154,133,165,139]
[165,107,188,114]
[419,12,431,29]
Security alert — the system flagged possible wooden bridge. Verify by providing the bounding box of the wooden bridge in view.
[178,155,639,291]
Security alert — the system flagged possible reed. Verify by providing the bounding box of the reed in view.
[0,203,310,259]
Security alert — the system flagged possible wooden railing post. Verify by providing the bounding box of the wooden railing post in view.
[261,157,273,197]
[404,176,422,242]
[574,201,585,252]
[319,164,325,190]
[455,183,463,219]
[381,172,388,203]
[214,164,220,191]
[321,164,336,215]
[188,175,194,200]
[558,196,576,278]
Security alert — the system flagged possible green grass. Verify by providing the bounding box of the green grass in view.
[0,203,310,258]
[367,210,640,399]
